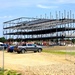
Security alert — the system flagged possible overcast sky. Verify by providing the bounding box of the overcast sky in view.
[0,0,75,37]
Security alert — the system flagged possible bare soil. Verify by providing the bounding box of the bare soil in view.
[0,48,75,75]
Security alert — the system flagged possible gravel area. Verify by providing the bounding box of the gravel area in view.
[0,51,75,75]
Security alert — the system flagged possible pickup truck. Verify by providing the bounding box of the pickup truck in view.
[14,43,42,53]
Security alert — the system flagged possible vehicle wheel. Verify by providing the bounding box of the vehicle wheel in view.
[7,50,9,52]
[21,49,25,54]
[10,51,13,53]
[34,51,37,53]
[17,51,20,54]
[38,49,42,52]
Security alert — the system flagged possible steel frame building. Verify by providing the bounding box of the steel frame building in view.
[3,11,75,42]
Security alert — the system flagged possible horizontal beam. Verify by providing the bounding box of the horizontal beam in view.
[3,27,75,35]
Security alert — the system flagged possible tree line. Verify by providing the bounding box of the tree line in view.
[0,37,75,44]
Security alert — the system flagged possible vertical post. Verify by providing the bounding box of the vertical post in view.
[3,46,4,72]
[64,10,66,42]
[69,10,72,71]
[70,10,71,34]
[56,11,58,44]
[59,11,61,37]
[67,11,69,37]
[62,12,64,40]
[73,14,75,39]
[2,23,4,72]
[50,12,51,19]
[9,22,11,40]
[45,13,46,19]
[49,12,51,40]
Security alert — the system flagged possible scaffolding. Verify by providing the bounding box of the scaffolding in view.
[3,11,75,42]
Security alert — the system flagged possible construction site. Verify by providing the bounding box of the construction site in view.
[3,11,75,45]
[1,10,75,75]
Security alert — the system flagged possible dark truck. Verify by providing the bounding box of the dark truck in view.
[14,43,42,53]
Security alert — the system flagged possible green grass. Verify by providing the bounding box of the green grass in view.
[43,49,66,54]
[0,68,21,75]
[43,47,75,55]
[0,71,3,75]
[67,52,75,55]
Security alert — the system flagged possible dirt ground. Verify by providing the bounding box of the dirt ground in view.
[0,49,75,75]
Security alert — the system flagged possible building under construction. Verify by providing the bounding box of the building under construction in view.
[3,11,75,43]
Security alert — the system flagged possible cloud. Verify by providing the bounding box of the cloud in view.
[51,0,75,4]
[0,0,49,9]
[37,0,75,4]
[37,4,58,9]
[0,0,75,9]
[0,16,13,19]
[0,1,30,9]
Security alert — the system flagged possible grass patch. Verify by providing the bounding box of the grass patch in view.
[0,68,21,75]
[43,49,66,54]
[0,71,3,75]
[43,49,75,55]
[43,46,75,55]
[67,52,75,55]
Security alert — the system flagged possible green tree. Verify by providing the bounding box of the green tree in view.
[72,39,75,43]
[0,37,6,42]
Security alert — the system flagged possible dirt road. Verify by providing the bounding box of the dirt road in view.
[0,51,75,75]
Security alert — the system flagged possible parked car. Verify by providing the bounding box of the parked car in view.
[1,44,9,49]
[7,45,14,52]
[0,42,9,50]
[14,43,42,53]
